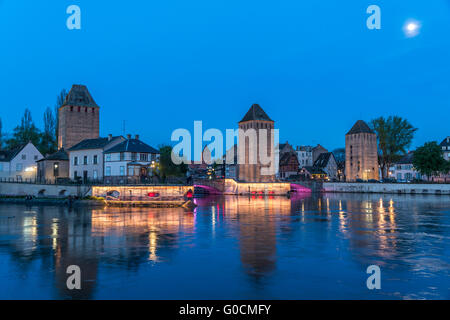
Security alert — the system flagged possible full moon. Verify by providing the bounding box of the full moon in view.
[404,20,421,37]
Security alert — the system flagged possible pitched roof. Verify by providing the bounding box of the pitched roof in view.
[38,149,69,161]
[396,152,414,164]
[104,139,160,154]
[239,104,273,123]
[440,136,450,147]
[279,152,299,166]
[314,152,335,168]
[346,120,374,135]
[0,144,27,162]
[62,84,99,108]
[68,136,122,151]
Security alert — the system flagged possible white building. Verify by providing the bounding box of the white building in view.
[0,142,43,181]
[104,135,160,184]
[440,136,450,161]
[68,135,125,182]
[296,145,313,167]
[389,152,423,182]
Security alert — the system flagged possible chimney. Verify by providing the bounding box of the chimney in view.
[126,134,131,140]
[108,134,112,141]
[135,134,139,140]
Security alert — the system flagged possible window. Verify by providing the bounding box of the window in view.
[93,170,98,180]
[34,155,38,160]
[83,156,88,165]
[105,166,111,176]
[120,152,125,161]
[70,106,73,112]
[22,154,26,160]
[131,153,137,161]
[74,171,78,178]
[0,163,3,171]
[53,162,59,177]
[128,167,134,176]
[16,163,22,172]
[120,166,125,176]
[106,154,111,162]
[140,153,148,161]
[74,157,78,166]
[93,155,98,165]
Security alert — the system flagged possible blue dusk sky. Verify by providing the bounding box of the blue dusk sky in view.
[0,1,449,152]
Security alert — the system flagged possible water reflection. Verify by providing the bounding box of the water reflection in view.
[0,193,449,299]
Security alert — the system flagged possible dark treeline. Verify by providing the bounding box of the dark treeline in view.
[0,89,67,156]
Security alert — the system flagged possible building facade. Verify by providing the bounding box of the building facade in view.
[441,136,450,161]
[238,104,276,182]
[389,152,423,182]
[68,135,125,182]
[312,144,328,163]
[279,152,299,179]
[313,152,338,181]
[345,120,379,181]
[104,135,160,184]
[58,84,100,150]
[36,149,70,183]
[0,142,43,181]
[296,145,313,167]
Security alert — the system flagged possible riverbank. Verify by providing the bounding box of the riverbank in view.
[323,182,450,195]
[0,196,106,207]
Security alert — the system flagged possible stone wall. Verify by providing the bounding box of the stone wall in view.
[323,182,450,195]
[0,182,91,197]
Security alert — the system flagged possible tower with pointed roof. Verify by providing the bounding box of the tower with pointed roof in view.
[238,104,275,182]
[345,120,379,181]
[58,84,100,150]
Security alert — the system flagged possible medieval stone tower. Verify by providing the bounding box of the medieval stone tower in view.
[345,120,379,181]
[58,84,100,150]
[238,104,276,182]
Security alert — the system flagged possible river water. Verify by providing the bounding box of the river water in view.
[0,193,449,300]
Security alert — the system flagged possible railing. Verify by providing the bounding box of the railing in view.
[0,177,192,186]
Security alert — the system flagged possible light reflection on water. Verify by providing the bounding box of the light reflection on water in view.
[0,193,449,299]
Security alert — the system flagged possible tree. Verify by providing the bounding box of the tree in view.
[54,89,68,145]
[371,116,417,179]
[158,145,188,181]
[413,142,450,181]
[40,107,57,155]
[6,109,41,149]
[332,148,345,163]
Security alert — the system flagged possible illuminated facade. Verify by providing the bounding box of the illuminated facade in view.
[345,120,379,181]
[238,104,276,183]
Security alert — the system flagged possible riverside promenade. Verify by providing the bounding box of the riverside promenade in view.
[323,182,450,195]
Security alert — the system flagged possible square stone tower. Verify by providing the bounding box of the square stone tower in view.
[58,85,100,150]
[238,104,276,182]
[345,120,379,181]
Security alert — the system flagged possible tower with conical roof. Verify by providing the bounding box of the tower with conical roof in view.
[58,84,100,150]
[238,104,275,182]
[345,120,379,181]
